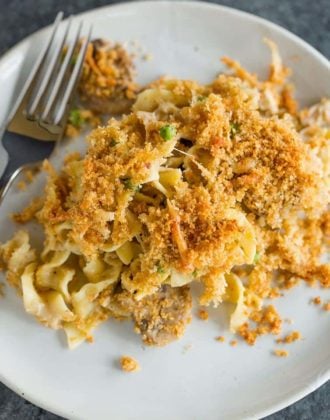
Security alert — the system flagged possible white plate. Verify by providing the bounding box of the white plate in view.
[0,2,329,419]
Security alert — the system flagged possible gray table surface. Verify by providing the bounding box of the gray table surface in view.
[0,0,329,419]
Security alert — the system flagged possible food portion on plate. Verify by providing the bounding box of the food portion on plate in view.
[64,38,138,138]
[78,39,138,114]
[0,38,329,350]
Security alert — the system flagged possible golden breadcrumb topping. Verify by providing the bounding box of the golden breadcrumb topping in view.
[1,39,329,351]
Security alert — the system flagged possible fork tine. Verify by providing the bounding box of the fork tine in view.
[41,21,83,121]
[27,16,72,118]
[5,12,64,124]
[53,24,92,126]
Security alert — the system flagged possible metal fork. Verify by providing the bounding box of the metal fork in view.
[0,11,92,202]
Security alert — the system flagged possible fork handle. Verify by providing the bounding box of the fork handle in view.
[0,163,37,203]
[0,131,54,196]
[0,159,41,192]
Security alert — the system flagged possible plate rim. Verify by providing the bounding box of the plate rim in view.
[0,1,329,419]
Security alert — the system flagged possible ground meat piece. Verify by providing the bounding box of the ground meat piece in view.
[110,284,192,346]
[133,285,192,345]
[78,39,137,114]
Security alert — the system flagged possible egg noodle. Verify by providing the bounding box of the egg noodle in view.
[1,40,329,349]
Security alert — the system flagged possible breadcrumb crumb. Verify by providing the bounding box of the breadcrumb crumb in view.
[25,169,36,183]
[238,305,282,345]
[120,356,140,372]
[269,287,281,299]
[12,197,44,224]
[16,168,39,191]
[323,302,330,311]
[230,340,238,347]
[276,331,301,344]
[198,308,209,321]
[65,124,80,138]
[215,336,225,342]
[312,296,322,305]
[273,349,289,357]
[16,181,27,192]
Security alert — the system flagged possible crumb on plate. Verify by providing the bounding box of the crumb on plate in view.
[268,287,281,299]
[120,355,140,372]
[273,349,289,357]
[215,336,225,342]
[16,181,27,192]
[198,308,209,321]
[323,302,330,311]
[16,168,39,192]
[11,197,44,224]
[312,296,321,305]
[25,169,37,183]
[276,330,301,344]
[238,305,282,345]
